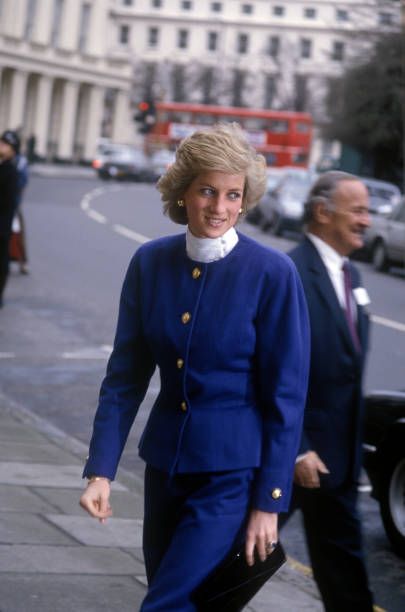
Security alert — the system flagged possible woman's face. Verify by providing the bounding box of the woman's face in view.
[183,170,246,239]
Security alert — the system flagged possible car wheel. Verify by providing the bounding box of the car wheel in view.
[372,240,389,272]
[380,450,405,559]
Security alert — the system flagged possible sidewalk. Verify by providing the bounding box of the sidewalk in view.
[30,162,95,180]
[0,396,323,612]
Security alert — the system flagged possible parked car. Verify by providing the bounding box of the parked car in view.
[363,390,405,558]
[246,168,286,225]
[363,196,405,271]
[361,177,401,216]
[92,144,152,182]
[256,168,316,235]
[149,149,176,181]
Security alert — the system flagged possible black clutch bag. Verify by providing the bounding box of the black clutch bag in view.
[193,541,286,611]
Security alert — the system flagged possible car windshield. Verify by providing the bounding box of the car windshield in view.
[281,176,312,199]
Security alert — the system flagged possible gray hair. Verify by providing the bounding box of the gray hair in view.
[157,122,267,225]
[303,170,359,224]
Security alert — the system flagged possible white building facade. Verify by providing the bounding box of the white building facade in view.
[0,0,401,162]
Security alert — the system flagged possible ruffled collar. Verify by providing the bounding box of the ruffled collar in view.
[186,227,239,263]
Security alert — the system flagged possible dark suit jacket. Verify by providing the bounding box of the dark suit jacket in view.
[0,158,19,236]
[289,237,370,488]
[84,232,310,512]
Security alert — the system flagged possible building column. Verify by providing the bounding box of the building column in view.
[86,0,109,57]
[111,89,131,144]
[58,0,81,52]
[83,86,105,160]
[58,80,80,160]
[31,0,54,46]
[35,74,53,158]
[8,70,28,130]
[2,0,27,38]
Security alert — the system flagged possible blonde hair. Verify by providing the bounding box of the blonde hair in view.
[157,122,267,224]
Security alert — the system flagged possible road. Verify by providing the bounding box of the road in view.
[1,175,404,611]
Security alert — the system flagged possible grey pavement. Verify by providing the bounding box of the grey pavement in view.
[29,162,96,180]
[0,394,323,612]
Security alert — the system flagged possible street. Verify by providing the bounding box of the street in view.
[1,173,405,611]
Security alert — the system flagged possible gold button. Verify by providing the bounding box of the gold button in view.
[271,488,282,500]
[192,267,201,279]
[177,358,184,369]
[180,401,187,412]
[181,312,191,324]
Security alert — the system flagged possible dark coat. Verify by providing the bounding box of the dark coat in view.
[289,237,370,488]
[84,232,310,512]
[0,158,19,236]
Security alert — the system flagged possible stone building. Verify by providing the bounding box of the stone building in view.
[0,0,400,163]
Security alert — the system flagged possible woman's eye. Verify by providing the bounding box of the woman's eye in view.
[229,192,242,201]
[201,187,215,196]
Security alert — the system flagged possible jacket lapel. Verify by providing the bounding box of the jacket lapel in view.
[303,238,359,355]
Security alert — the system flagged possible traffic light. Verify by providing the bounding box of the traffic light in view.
[134,100,156,134]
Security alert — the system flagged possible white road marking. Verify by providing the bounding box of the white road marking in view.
[113,224,151,244]
[61,346,112,360]
[371,314,405,334]
[86,209,106,224]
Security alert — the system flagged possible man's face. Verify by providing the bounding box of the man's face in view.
[327,180,370,256]
[0,140,15,161]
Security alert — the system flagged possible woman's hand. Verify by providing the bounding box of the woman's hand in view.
[79,479,113,524]
[245,509,278,566]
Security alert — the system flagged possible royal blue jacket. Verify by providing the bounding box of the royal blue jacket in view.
[84,232,310,512]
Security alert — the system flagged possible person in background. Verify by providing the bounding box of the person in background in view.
[0,130,20,308]
[283,171,374,611]
[13,148,30,274]
[80,123,310,610]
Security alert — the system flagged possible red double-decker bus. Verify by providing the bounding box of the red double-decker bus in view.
[146,101,313,168]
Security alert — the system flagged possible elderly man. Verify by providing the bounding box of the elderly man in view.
[0,130,20,308]
[284,171,374,611]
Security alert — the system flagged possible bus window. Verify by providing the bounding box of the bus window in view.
[243,118,264,130]
[296,122,310,133]
[269,120,288,133]
[292,152,308,164]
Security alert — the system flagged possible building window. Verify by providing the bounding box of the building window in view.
[51,0,64,47]
[336,8,348,22]
[379,12,393,25]
[332,41,344,61]
[25,0,37,40]
[268,35,280,58]
[78,3,91,52]
[181,0,192,9]
[119,24,130,45]
[237,33,249,54]
[300,38,312,59]
[207,31,218,52]
[273,6,285,17]
[151,0,162,8]
[211,2,222,11]
[178,29,189,49]
[304,8,316,19]
[264,75,277,109]
[148,27,159,47]
[241,3,253,14]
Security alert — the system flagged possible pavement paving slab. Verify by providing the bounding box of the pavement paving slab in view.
[0,397,324,611]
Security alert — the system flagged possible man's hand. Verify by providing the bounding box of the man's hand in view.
[294,451,329,488]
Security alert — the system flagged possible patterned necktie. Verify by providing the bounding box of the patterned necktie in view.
[342,261,361,352]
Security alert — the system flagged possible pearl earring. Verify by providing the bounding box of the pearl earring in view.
[177,199,184,207]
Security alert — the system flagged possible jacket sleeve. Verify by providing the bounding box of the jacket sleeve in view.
[83,252,156,480]
[252,259,310,512]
